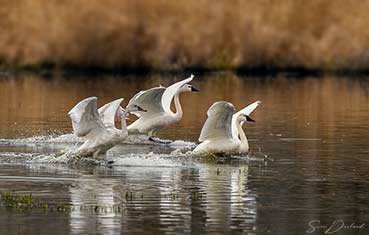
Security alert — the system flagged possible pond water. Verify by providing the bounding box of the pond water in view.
[0,73,369,234]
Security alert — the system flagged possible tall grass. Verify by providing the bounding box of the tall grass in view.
[1,0,369,71]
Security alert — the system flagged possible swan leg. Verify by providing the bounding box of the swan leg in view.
[92,149,102,160]
[148,130,172,144]
[148,137,172,144]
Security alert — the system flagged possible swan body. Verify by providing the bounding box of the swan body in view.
[127,74,199,137]
[129,110,181,135]
[194,138,242,156]
[193,101,261,156]
[68,97,144,158]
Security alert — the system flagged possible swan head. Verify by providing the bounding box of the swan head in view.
[237,114,256,125]
[178,84,200,93]
[126,104,147,113]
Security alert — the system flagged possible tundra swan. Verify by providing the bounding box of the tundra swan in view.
[193,101,260,156]
[127,74,199,143]
[68,97,145,158]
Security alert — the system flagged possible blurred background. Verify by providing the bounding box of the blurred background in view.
[1,0,369,71]
[2,2,369,235]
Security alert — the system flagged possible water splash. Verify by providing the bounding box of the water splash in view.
[0,134,80,145]
[0,133,195,149]
[0,133,268,167]
[0,143,194,167]
[106,150,193,167]
[124,134,196,149]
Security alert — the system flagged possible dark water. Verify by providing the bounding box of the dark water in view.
[1,73,369,235]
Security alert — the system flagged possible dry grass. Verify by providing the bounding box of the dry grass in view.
[1,0,369,71]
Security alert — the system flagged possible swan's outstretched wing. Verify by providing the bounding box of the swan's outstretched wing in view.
[98,98,124,127]
[231,101,261,139]
[199,101,236,142]
[162,74,194,114]
[68,97,104,137]
[127,87,165,118]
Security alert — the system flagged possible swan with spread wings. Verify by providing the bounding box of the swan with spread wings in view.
[68,97,145,158]
[193,101,261,156]
[127,74,199,143]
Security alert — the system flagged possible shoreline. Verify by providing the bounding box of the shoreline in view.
[1,65,369,78]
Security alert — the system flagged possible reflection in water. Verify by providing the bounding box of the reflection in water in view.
[69,177,122,235]
[230,167,257,231]
[23,163,258,235]
[198,165,256,234]
[158,169,191,234]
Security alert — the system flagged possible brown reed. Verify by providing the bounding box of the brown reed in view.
[1,0,369,71]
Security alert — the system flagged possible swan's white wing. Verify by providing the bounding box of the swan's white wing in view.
[161,74,194,114]
[231,101,261,139]
[199,101,236,142]
[98,98,124,127]
[68,97,104,137]
[127,87,165,118]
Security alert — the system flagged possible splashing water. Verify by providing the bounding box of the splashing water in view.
[0,132,197,166]
[0,131,268,167]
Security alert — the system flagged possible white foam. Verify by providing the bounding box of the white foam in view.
[49,133,81,143]
[106,149,193,167]
[0,152,35,163]
[124,134,196,148]
[30,153,67,164]
[169,140,196,149]
[0,133,195,151]
[0,133,81,146]
[0,133,268,166]
[107,154,180,167]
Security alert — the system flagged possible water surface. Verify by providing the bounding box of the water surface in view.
[0,73,369,234]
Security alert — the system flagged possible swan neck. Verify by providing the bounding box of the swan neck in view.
[173,93,183,119]
[120,110,129,133]
[236,122,249,150]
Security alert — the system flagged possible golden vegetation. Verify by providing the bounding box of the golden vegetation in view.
[1,0,369,70]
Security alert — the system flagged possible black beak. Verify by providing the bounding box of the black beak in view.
[191,86,200,92]
[137,106,147,112]
[246,115,255,122]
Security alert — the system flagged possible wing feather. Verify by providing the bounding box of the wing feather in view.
[68,97,104,137]
[199,101,236,142]
[127,87,165,118]
[161,74,194,113]
[98,98,124,127]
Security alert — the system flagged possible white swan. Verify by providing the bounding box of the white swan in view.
[68,97,145,158]
[192,101,261,156]
[127,74,199,143]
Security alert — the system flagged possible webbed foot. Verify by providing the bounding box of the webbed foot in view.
[149,137,172,144]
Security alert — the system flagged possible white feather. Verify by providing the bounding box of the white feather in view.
[68,97,104,138]
[161,74,194,114]
[231,101,261,139]
[98,98,124,127]
[199,101,236,142]
[193,100,261,156]
[127,87,165,118]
